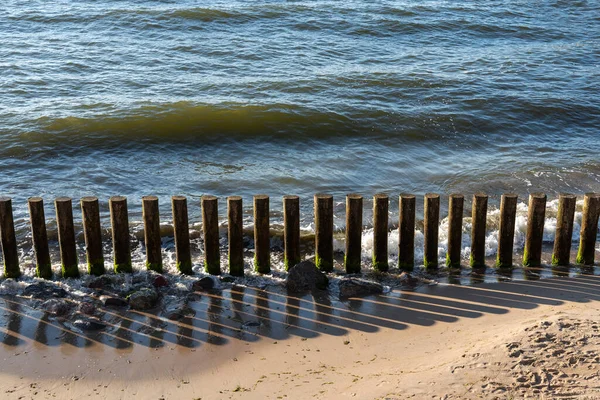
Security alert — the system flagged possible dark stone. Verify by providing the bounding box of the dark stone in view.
[152,275,169,288]
[78,302,97,315]
[192,277,215,291]
[41,299,72,316]
[128,288,158,310]
[23,282,68,299]
[220,275,236,283]
[162,296,195,321]
[338,278,383,298]
[286,261,329,292]
[100,295,128,307]
[73,318,106,331]
[399,271,419,286]
[88,276,113,289]
[243,321,261,328]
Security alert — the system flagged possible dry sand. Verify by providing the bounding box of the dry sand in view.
[2,275,600,399]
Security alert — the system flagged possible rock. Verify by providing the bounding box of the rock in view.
[220,275,236,283]
[338,278,383,298]
[78,302,96,315]
[162,296,195,321]
[286,261,329,292]
[73,318,106,331]
[41,299,72,316]
[192,277,215,291]
[127,288,158,310]
[87,276,113,289]
[100,295,128,307]
[23,282,68,299]
[399,271,419,286]
[152,275,169,288]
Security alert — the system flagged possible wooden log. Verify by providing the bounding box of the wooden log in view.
[109,196,132,273]
[470,193,488,268]
[576,193,600,265]
[423,193,440,269]
[28,197,52,279]
[523,193,546,268]
[398,194,416,271]
[55,197,79,278]
[0,197,20,278]
[446,194,464,268]
[314,194,334,272]
[202,195,220,275]
[283,195,300,270]
[496,194,518,268]
[142,195,162,272]
[372,193,389,272]
[345,194,363,274]
[552,194,577,266]
[227,196,244,276]
[253,195,270,273]
[81,197,104,276]
[172,196,192,275]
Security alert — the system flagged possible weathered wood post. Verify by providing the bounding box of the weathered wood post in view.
[81,197,104,276]
[423,193,440,269]
[142,195,162,272]
[523,193,546,268]
[28,197,52,279]
[109,196,132,273]
[446,194,463,268]
[345,194,363,274]
[253,195,270,273]
[202,195,220,275]
[227,196,244,276]
[577,193,600,265]
[0,198,20,278]
[55,197,79,278]
[373,193,389,272]
[552,194,577,266]
[314,194,334,272]
[496,193,518,268]
[172,196,193,275]
[283,195,300,270]
[470,193,488,268]
[398,194,416,271]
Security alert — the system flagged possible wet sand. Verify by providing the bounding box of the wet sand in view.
[1,275,600,399]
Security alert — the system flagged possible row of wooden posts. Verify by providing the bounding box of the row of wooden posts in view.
[0,193,599,280]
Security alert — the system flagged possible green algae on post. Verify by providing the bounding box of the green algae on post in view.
[314,194,334,272]
[552,194,576,267]
[423,193,440,270]
[446,194,464,269]
[81,196,105,276]
[496,193,518,269]
[109,196,132,274]
[576,193,600,265]
[28,197,52,279]
[345,194,363,274]
[253,195,270,274]
[372,193,389,272]
[0,197,20,279]
[55,197,79,278]
[470,193,488,268]
[203,195,221,275]
[523,193,546,268]
[283,195,301,271]
[142,195,163,273]
[227,196,244,276]
[398,194,416,271]
[172,195,193,275]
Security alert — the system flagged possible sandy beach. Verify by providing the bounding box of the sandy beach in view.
[1,274,599,399]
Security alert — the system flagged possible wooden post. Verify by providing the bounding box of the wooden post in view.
[109,196,132,273]
[470,193,488,268]
[202,195,220,275]
[373,193,389,272]
[576,193,600,265]
[314,194,334,272]
[345,194,362,274]
[446,194,463,268]
[227,196,244,276]
[28,197,52,279]
[55,197,79,278]
[398,194,415,271]
[552,194,577,266]
[142,195,162,272]
[523,193,546,268]
[496,194,518,268]
[0,198,20,278]
[81,197,104,276]
[283,195,300,270]
[254,195,270,273]
[423,193,440,269]
[172,196,193,275]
